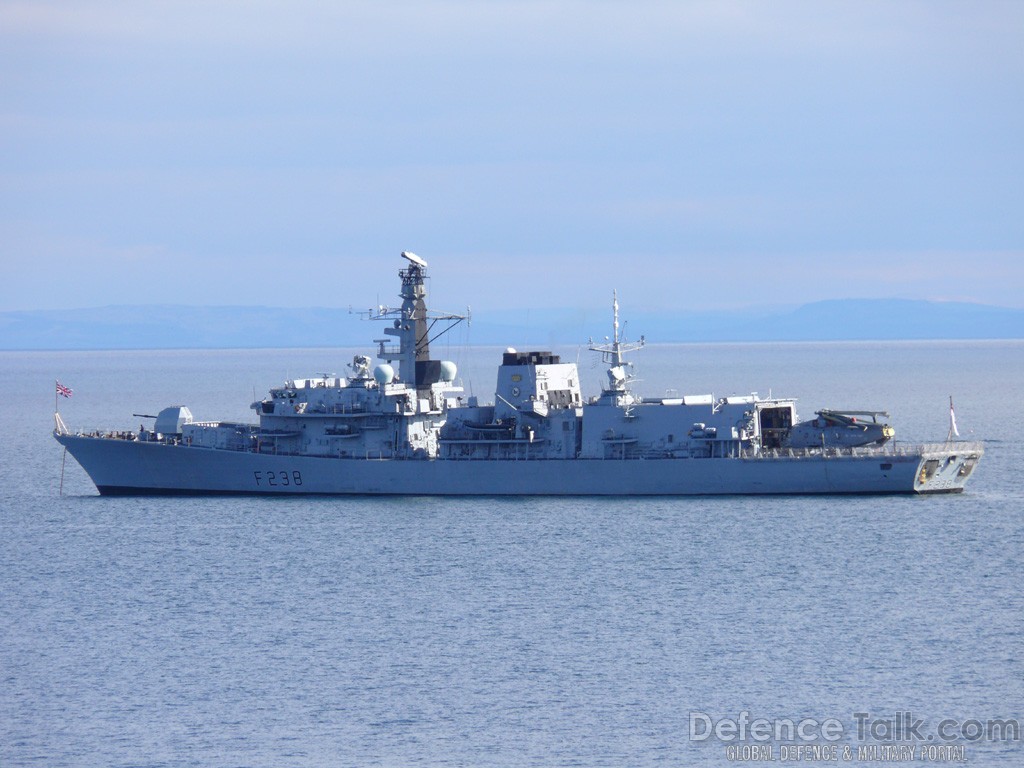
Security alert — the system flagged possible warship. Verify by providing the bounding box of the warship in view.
[54,252,982,495]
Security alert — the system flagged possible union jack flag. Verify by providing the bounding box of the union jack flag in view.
[56,381,73,398]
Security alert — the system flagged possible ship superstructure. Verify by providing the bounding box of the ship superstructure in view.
[54,253,983,495]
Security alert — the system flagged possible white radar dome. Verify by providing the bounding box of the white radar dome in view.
[439,360,457,382]
[373,364,395,385]
[505,347,517,354]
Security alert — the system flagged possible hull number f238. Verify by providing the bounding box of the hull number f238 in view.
[253,470,303,488]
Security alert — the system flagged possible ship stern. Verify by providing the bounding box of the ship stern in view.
[911,442,984,494]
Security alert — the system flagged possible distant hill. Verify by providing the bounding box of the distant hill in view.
[2,299,1022,350]
[0,305,367,351]
[647,299,1024,342]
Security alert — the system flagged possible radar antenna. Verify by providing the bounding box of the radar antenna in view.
[401,250,428,268]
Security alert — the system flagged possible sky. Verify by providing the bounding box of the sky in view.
[2,1,1023,313]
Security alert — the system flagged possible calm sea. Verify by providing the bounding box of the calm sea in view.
[1,341,1022,767]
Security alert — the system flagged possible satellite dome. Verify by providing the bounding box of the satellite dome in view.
[439,360,457,382]
[373,364,395,385]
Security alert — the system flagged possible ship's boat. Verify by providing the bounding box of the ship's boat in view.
[53,252,983,495]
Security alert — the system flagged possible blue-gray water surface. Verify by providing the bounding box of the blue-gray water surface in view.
[2,341,1022,766]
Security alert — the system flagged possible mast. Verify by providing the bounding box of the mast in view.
[589,290,645,395]
[369,252,466,392]
[393,252,430,385]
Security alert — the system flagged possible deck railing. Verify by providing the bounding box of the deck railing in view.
[54,422,985,463]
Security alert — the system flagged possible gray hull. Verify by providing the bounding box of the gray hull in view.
[55,433,981,496]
